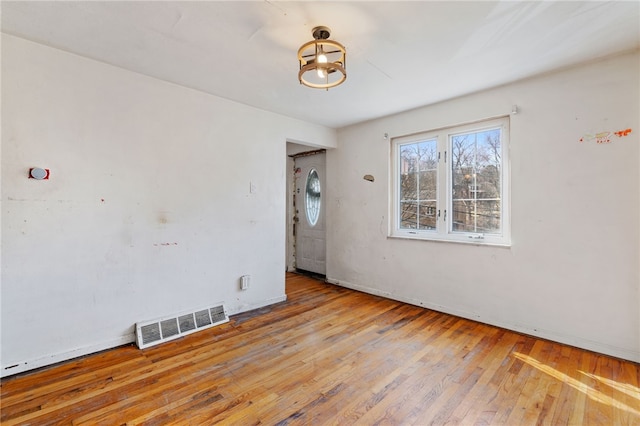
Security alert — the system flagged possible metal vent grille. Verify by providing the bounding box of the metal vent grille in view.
[210,306,227,323]
[178,314,196,333]
[195,310,212,328]
[161,318,179,339]
[136,303,228,349]
[141,323,161,345]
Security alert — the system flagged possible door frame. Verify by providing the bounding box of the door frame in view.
[286,144,326,273]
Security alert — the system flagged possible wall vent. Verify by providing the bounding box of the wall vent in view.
[135,303,229,349]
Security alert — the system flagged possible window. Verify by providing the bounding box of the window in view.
[305,168,321,227]
[391,117,510,246]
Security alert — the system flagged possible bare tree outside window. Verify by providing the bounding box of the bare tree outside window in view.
[451,128,501,234]
[399,139,438,230]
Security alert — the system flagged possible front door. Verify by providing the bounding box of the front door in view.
[294,152,326,275]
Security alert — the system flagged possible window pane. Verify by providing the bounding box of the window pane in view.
[400,144,419,173]
[452,166,475,200]
[400,173,417,201]
[305,169,321,226]
[418,141,438,171]
[476,129,501,168]
[476,165,500,198]
[399,139,437,230]
[452,200,501,233]
[418,201,437,230]
[452,200,473,232]
[451,134,475,169]
[400,201,418,229]
[418,170,437,200]
[475,200,501,233]
[451,127,502,235]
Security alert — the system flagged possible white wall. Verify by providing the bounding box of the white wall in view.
[328,51,640,362]
[1,34,336,376]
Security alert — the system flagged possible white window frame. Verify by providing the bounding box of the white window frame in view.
[390,116,511,246]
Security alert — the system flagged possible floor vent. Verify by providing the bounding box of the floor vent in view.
[135,303,229,349]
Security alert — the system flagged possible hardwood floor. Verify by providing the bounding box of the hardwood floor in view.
[2,272,639,425]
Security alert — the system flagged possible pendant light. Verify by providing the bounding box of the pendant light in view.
[298,26,346,90]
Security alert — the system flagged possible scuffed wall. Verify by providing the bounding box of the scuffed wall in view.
[328,51,640,361]
[1,34,336,375]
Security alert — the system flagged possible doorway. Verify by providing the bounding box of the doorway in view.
[287,149,326,276]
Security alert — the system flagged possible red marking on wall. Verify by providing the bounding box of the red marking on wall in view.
[579,128,632,144]
[595,132,611,144]
[614,128,632,137]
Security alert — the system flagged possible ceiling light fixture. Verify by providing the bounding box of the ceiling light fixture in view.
[298,26,346,90]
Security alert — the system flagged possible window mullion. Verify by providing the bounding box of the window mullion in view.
[415,162,420,229]
[438,134,448,237]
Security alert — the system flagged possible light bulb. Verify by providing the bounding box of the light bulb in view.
[316,48,328,79]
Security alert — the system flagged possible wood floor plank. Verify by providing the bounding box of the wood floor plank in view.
[1,272,638,425]
[549,347,582,425]
[445,330,518,424]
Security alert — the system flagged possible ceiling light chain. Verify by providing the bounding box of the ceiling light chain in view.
[298,26,346,90]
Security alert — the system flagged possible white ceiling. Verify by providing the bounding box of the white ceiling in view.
[2,1,639,128]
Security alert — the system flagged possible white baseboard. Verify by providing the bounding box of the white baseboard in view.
[325,277,640,363]
[1,294,288,378]
[1,334,135,378]
[227,294,288,315]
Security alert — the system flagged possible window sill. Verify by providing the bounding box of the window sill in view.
[388,233,512,248]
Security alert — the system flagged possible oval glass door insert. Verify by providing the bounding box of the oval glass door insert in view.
[305,168,321,226]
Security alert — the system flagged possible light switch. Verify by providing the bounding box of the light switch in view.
[240,275,250,290]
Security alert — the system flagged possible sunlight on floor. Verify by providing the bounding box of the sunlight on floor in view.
[580,371,640,401]
[513,352,640,417]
